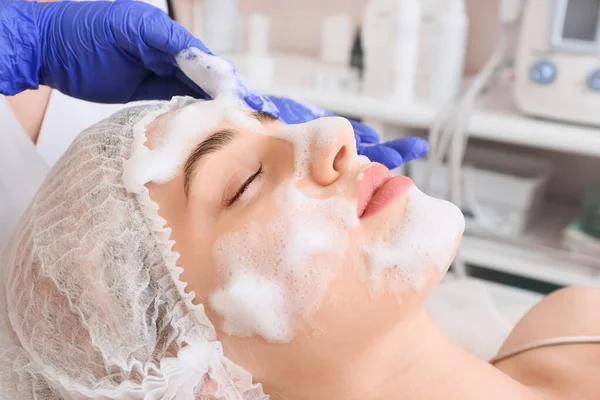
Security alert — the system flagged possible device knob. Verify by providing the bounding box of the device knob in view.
[587,70,600,91]
[529,61,557,85]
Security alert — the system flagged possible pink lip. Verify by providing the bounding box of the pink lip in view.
[357,163,413,219]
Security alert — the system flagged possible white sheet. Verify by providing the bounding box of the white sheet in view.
[0,97,49,245]
[426,278,543,360]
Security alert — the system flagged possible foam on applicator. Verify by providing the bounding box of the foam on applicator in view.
[176,48,243,107]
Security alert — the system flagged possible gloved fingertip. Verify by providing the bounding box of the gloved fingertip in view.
[384,136,429,162]
[404,137,429,162]
[358,145,403,170]
[384,157,404,170]
[415,138,429,155]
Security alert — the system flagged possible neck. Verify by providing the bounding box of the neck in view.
[274,307,544,400]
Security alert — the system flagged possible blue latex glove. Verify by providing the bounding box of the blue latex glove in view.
[0,0,275,112]
[267,96,428,170]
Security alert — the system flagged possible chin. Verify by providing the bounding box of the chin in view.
[359,184,465,293]
[406,184,465,266]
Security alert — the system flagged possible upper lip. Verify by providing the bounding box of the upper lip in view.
[357,163,392,218]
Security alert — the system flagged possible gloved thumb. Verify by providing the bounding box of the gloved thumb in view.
[357,144,403,170]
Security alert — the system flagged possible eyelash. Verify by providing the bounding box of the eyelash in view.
[226,164,264,207]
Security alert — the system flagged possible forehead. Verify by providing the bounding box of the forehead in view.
[144,102,283,151]
[127,101,285,189]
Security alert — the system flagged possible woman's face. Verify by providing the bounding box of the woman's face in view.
[146,101,464,386]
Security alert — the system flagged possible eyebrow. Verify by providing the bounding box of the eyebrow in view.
[182,111,279,196]
[252,110,279,124]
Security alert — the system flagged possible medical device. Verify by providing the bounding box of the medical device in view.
[514,0,600,126]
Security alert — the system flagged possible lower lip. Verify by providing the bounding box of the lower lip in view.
[362,176,413,219]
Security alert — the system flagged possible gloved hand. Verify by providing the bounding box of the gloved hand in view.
[0,0,275,113]
[267,96,428,169]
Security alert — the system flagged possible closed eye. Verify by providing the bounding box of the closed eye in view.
[225,164,264,207]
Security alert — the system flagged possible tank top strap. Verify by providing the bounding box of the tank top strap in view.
[490,335,600,364]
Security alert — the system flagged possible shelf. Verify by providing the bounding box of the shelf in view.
[256,83,600,158]
[459,203,600,287]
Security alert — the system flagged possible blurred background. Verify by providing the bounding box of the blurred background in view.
[166,0,600,306]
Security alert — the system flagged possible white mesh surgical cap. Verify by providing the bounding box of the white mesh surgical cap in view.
[0,102,267,400]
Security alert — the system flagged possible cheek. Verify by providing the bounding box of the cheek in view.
[175,226,220,302]
[207,184,359,343]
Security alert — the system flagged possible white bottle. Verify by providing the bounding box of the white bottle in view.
[430,0,468,105]
[363,0,396,97]
[363,0,420,103]
[415,0,468,105]
[320,14,354,65]
[245,13,274,88]
[313,13,358,93]
[202,0,239,54]
[392,0,421,103]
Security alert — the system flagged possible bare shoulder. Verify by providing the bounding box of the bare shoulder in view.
[495,287,600,400]
[500,286,600,351]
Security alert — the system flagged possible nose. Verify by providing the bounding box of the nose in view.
[310,117,357,186]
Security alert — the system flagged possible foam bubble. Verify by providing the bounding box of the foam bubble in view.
[210,270,291,342]
[210,184,357,342]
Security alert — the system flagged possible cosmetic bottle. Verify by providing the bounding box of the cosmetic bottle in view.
[246,13,274,88]
[313,13,358,93]
[202,0,239,53]
[416,0,468,105]
[363,0,421,103]
[320,14,354,65]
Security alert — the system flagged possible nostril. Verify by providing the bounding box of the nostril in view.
[333,145,348,172]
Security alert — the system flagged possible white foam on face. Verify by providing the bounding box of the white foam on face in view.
[210,270,291,342]
[124,47,271,193]
[361,185,465,292]
[209,117,362,343]
[125,98,464,343]
[123,99,264,194]
[123,98,362,343]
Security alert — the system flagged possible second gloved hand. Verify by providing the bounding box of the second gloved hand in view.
[266,96,428,170]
